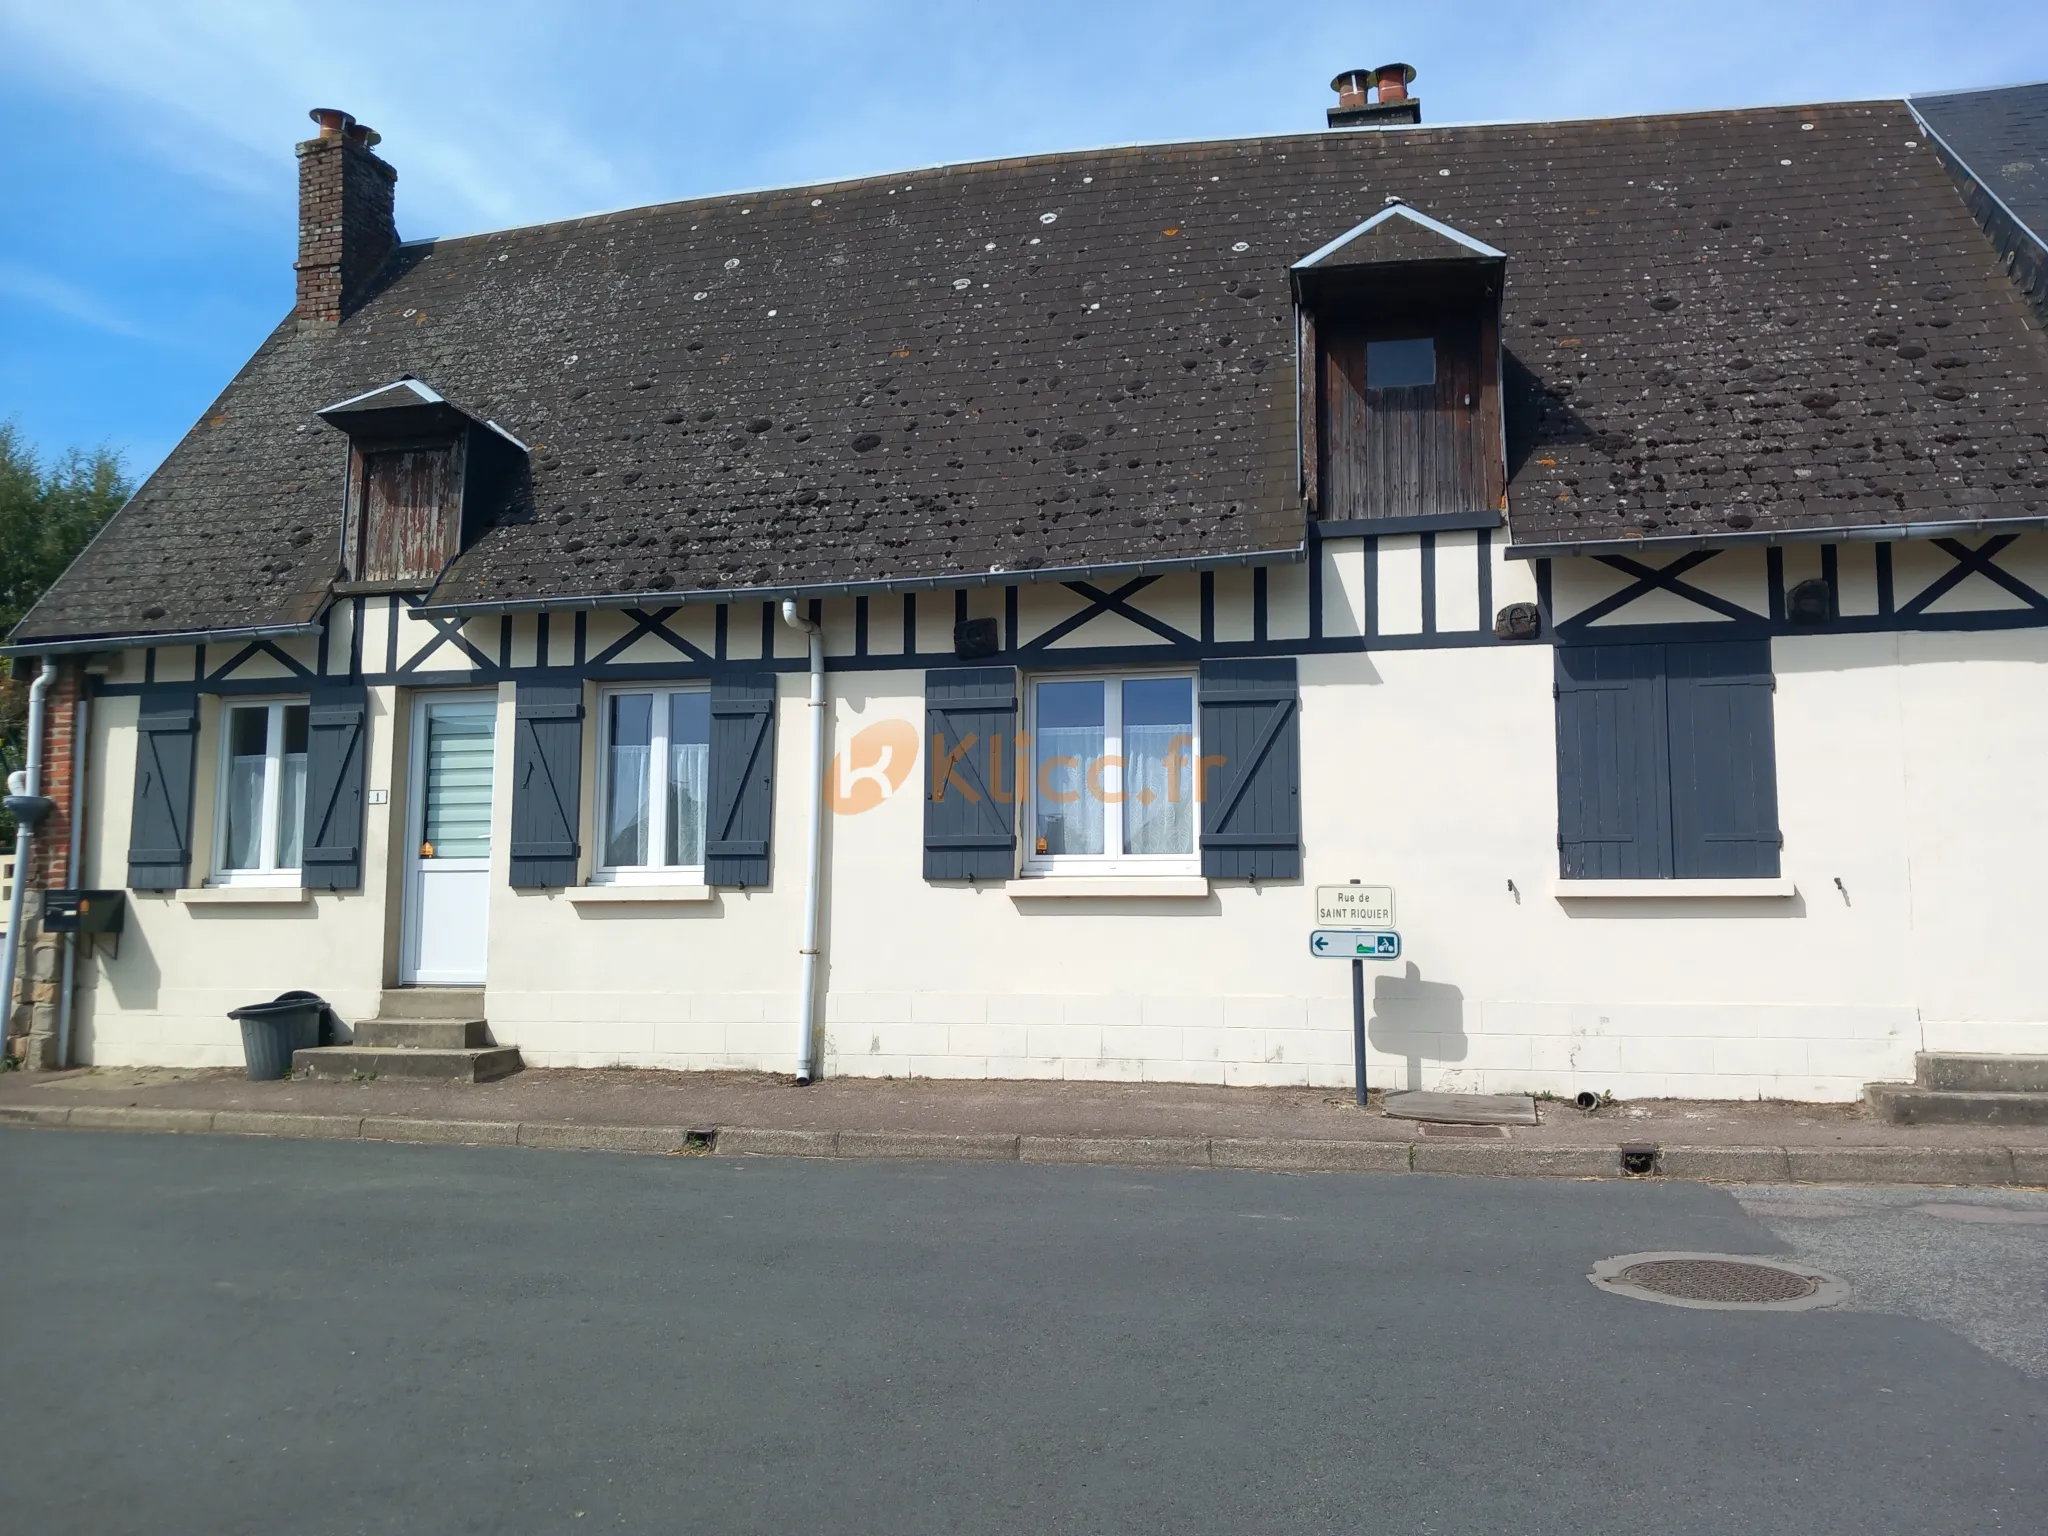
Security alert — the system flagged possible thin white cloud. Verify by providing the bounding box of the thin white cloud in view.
[0,0,630,232]
[0,262,161,340]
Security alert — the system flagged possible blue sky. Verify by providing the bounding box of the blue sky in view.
[3,0,2045,483]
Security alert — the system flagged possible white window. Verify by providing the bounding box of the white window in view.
[213,700,309,885]
[595,686,712,881]
[1024,671,1199,875]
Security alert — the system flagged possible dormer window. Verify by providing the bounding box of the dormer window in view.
[1292,204,1508,531]
[1366,336,1436,389]
[316,377,528,590]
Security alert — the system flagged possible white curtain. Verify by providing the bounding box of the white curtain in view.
[225,753,265,870]
[666,741,709,867]
[276,751,307,870]
[1034,722,1105,855]
[1123,724,1193,855]
[605,743,651,867]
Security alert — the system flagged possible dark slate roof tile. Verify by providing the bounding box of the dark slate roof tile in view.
[15,98,2048,643]
[1911,83,2048,244]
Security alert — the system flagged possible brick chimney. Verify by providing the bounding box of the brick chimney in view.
[1327,65,1421,129]
[294,108,398,330]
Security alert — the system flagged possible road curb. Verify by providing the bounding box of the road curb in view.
[5,1105,2046,1185]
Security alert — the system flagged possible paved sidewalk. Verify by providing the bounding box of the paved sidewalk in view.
[2,1065,2043,1183]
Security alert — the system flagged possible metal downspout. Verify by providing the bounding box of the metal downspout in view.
[2,660,58,1062]
[778,600,827,1084]
[57,694,87,1069]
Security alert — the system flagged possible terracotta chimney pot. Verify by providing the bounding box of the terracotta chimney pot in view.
[1330,70,1374,110]
[1373,64,1417,104]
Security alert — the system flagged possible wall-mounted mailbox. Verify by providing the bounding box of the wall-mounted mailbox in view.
[42,890,126,935]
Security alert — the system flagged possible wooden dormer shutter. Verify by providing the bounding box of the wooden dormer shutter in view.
[354,439,462,583]
[1320,312,1495,521]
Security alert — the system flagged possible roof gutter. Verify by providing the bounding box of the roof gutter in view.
[1505,514,2048,561]
[0,619,326,660]
[415,544,1307,622]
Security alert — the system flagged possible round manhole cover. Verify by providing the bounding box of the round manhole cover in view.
[1621,1258,1817,1302]
[1589,1251,1848,1311]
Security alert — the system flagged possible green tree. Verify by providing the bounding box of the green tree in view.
[1,423,132,827]
[1,422,131,637]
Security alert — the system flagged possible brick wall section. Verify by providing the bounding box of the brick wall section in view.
[29,665,80,888]
[294,131,398,329]
[6,662,82,1066]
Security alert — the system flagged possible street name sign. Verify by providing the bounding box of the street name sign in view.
[1310,929,1401,959]
[1316,885,1393,926]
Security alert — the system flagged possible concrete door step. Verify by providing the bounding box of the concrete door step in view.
[352,1018,490,1050]
[1381,1091,1540,1126]
[292,1045,523,1084]
[1916,1052,2048,1094]
[1866,1083,2048,1127]
[374,988,488,1021]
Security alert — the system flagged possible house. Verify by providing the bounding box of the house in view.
[6,71,2047,1101]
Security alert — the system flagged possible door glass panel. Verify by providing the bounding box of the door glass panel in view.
[422,702,496,859]
[666,692,711,868]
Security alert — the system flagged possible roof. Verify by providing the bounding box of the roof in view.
[1292,202,1507,269]
[1911,83,2048,250]
[15,95,2048,645]
[1909,83,2048,328]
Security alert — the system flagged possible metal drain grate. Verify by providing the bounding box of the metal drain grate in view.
[1588,1251,1848,1312]
[1619,1258,1819,1303]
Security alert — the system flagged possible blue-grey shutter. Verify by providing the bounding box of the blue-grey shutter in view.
[1198,659,1301,880]
[923,667,1018,880]
[509,683,583,888]
[1554,644,1671,878]
[127,691,199,891]
[1665,639,1781,878]
[301,682,368,890]
[707,674,775,886]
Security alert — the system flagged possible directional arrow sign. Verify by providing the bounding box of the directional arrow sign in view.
[1309,929,1401,959]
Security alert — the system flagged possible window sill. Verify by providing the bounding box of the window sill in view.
[565,884,716,904]
[1554,878,1796,900]
[181,885,311,905]
[1004,877,1210,899]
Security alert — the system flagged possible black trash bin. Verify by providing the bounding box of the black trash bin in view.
[228,992,326,1081]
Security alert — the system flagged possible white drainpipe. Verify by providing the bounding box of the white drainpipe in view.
[2,659,58,1060]
[57,694,88,1069]
[778,599,827,1084]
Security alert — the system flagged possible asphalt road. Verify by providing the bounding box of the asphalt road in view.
[1,1129,2042,1535]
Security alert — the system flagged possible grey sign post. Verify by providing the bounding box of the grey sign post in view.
[1309,925,1402,1106]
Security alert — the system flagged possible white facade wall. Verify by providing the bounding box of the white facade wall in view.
[66,587,2048,1099]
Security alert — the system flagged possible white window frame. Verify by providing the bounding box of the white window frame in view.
[1021,668,1201,878]
[210,698,309,887]
[592,683,713,885]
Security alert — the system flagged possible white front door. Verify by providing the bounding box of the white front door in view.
[400,694,497,985]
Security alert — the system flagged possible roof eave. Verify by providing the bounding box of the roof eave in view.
[0,617,328,660]
[1505,513,2048,560]
[417,543,1309,622]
